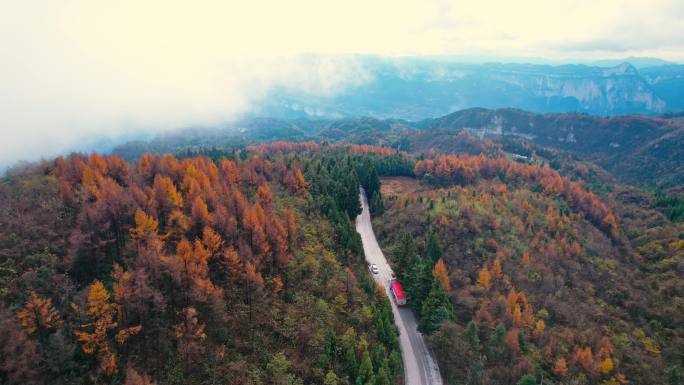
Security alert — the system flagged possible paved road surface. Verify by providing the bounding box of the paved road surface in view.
[355,188,443,385]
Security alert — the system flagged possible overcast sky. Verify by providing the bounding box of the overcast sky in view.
[1,0,683,168]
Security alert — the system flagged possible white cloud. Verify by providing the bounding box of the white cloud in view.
[0,0,682,167]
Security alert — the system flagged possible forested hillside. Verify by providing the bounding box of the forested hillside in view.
[374,153,684,385]
[110,108,684,187]
[0,149,404,384]
[2,137,683,385]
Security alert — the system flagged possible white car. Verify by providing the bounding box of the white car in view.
[369,264,379,275]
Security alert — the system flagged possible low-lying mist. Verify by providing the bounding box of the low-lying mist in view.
[0,53,371,171]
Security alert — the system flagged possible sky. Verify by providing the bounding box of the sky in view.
[1,0,683,168]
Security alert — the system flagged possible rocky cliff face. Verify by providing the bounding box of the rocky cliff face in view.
[258,59,682,120]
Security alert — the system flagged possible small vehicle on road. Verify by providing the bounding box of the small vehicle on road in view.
[369,263,379,275]
[389,279,407,306]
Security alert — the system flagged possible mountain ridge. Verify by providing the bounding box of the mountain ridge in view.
[257,58,684,119]
[112,107,684,186]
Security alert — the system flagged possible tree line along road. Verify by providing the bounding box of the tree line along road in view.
[355,187,443,385]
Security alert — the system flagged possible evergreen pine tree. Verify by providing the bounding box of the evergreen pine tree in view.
[668,366,683,385]
[342,340,358,381]
[389,350,402,378]
[374,362,391,385]
[465,321,481,352]
[518,329,528,354]
[488,323,506,363]
[322,328,337,370]
[407,255,434,310]
[418,279,454,334]
[367,165,381,199]
[394,233,416,281]
[516,374,536,385]
[370,191,384,216]
[426,230,442,263]
[356,350,375,385]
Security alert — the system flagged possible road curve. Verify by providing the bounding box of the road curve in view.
[355,188,443,385]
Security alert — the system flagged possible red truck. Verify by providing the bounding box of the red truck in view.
[389,279,407,306]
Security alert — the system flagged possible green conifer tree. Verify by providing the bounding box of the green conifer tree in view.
[426,230,442,263]
[418,279,454,334]
[465,321,481,352]
[356,350,375,385]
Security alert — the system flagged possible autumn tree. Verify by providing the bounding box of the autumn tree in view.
[433,259,450,292]
[477,267,491,289]
[284,208,298,248]
[573,347,596,376]
[0,308,42,384]
[74,280,141,376]
[16,291,62,336]
[124,364,157,385]
[190,196,211,236]
[243,261,264,352]
[521,251,531,265]
[533,319,545,339]
[505,329,520,354]
[491,258,503,281]
[553,357,568,377]
[174,307,206,363]
[129,209,165,276]
[163,238,220,304]
[257,183,273,207]
[152,175,182,225]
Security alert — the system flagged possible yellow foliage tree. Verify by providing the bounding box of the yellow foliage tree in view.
[477,267,491,289]
[599,357,614,375]
[74,280,118,374]
[130,209,159,241]
[74,280,141,376]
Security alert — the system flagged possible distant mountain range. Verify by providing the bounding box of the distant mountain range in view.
[255,57,684,119]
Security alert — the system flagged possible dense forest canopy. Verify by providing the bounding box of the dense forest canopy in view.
[1,136,682,385]
[0,148,409,385]
[375,152,683,385]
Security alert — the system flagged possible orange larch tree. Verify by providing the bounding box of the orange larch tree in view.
[433,259,450,292]
[16,291,62,336]
[74,280,141,376]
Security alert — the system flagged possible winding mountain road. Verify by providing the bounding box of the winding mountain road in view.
[355,188,443,385]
